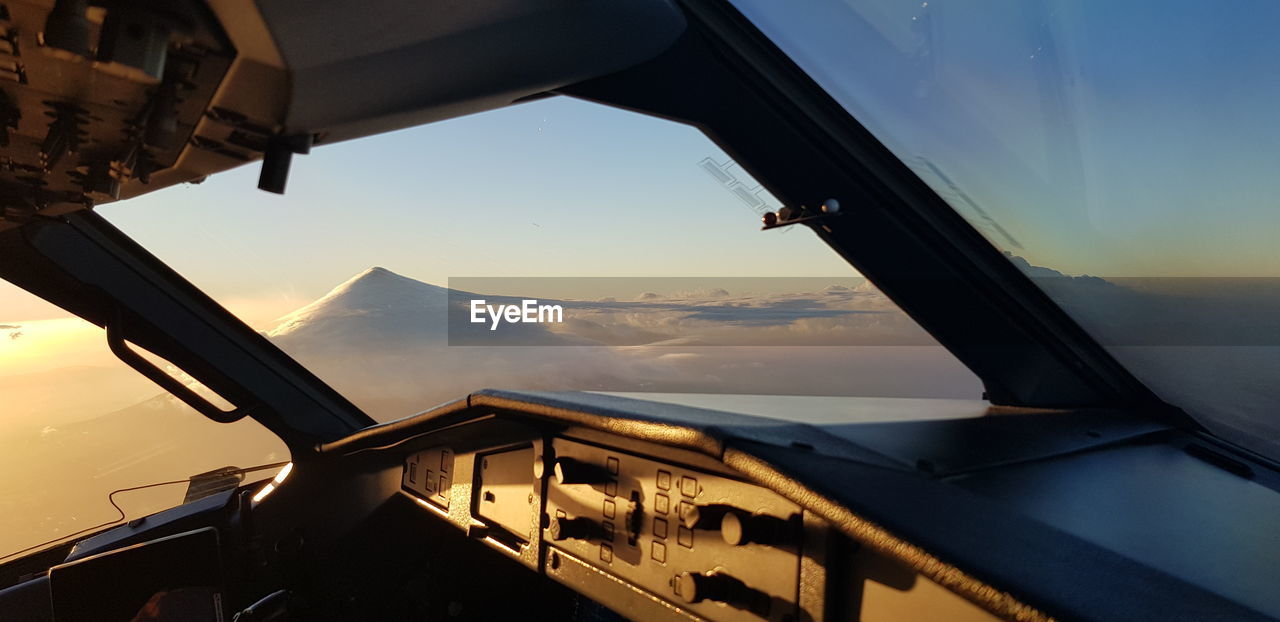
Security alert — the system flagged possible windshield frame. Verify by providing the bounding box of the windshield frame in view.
[557,1,1195,430]
[0,213,375,448]
[708,0,1280,463]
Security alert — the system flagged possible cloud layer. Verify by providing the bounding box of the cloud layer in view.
[267,268,978,420]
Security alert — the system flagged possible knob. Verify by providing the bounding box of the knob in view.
[676,571,735,604]
[721,511,792,546]
[675,571,768,613]
[678,503,734,530]
[552,458,610,485]
[549,516,599,541]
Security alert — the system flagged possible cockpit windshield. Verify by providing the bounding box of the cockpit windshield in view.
[97,98,981,422]
[2,89,986,562]
[728,0,1280,460]
[0,280,288,561]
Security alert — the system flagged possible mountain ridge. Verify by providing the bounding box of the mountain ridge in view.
[268,266,456,339]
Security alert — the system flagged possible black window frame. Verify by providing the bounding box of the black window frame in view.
[559,0,1198,431]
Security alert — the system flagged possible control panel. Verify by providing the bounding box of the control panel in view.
[475,445,539,545]
[542,438,803,621]
[403,447,455,510]
[396,423,820,621]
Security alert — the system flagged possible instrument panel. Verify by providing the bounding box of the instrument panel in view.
[397,420,997,622]
[401,430,812,621]
[544,438,803,621]
[4,392,1267,622]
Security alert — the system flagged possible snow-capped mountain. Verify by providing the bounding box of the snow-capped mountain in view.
[268,266,583,349]
[263,267,642,419]
[269,266,451,342]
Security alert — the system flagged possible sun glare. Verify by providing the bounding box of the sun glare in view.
[0,317,114,376]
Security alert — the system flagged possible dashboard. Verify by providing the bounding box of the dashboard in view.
[407,434,807,620]
[302,389,1280,622]
[394,419,995,622]
[3,389,1278,622]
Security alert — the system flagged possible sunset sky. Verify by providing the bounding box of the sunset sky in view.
[89,98,856,324]
[1,96,859,374]
[10,0,1280,327]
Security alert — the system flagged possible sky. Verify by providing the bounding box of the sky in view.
[0,95,863,380]
[6,0,1277,417]
[69,97,856,327]
[10,0,1280,322]
[5,0,1279,419]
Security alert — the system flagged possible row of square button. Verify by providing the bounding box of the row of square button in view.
[655,470,699,498]
[595,456,622,564]
[651,469,697,563]
[579,462,702,565]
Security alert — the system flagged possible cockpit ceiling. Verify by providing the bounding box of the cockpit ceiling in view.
[255,0,685,143]
[0,0,236,227]
[0,0,686,229]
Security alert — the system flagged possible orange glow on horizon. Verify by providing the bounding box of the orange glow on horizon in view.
[0,317,114,376]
